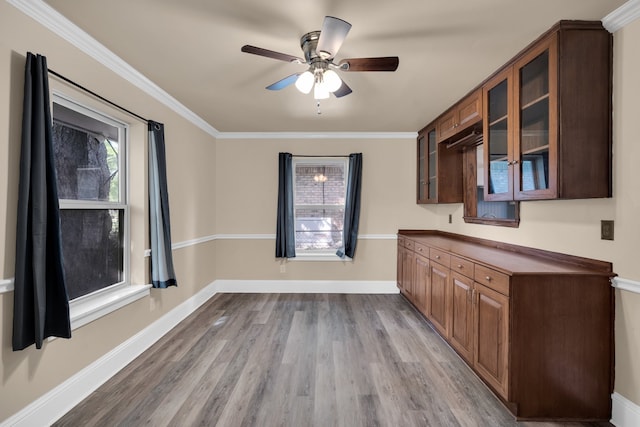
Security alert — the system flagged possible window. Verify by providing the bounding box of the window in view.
[52,95,128,300]
[292,157,348,255]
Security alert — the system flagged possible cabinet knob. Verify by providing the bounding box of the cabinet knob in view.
[418,247,423,252]
[457,264,462,268]
[485,276,492,281]
[435,255,440,259]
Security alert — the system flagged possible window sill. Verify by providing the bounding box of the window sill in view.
[288,254,353,262]
[69,283,151,330]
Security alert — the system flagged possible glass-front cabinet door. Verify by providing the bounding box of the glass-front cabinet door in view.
[417,125,437,203]
[514,35,557,199]
[483,70,513,201]
[417,131,427,202]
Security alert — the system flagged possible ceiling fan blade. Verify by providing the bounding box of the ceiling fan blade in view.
[338,57,399,72]
[333,80,353,98]
[241,45,303,63]
[316,16,352,59]
[266,73,301,90]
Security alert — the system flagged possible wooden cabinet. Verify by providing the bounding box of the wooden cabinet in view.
[417,21,611,210]
[416,123,463,204]
[483,22,612,201]
[438,89,482,142]
[414,252,430,313]
[427,260,450,338]
[397,230,614,421]
[450,272,474,363]
[473,282,509,399]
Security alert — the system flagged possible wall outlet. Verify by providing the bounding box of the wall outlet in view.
[601,220,614,240]
[280,264,286,273]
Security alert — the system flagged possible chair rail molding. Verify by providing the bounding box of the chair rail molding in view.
[611,277,640,294]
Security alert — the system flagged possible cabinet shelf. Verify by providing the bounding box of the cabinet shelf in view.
[489,115,508,128]
[521,144,549,156]
[521,93,549,111]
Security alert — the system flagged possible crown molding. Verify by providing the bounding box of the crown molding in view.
[6,0,220,138]
[216,132,418,140]
[603,0,640,33]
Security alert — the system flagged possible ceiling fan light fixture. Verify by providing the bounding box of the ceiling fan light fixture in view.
[314,81,330,100]
[295,71,314,94]
[323,69,342,92]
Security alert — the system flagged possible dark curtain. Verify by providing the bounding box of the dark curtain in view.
[148,121,178,288]
[13,52,71,351]
[337,153,363,259]
[275,152,296,258]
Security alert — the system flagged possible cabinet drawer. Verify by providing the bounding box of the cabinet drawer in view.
[414,242,429,257]
[474,265,509,296]
[429,248,451,268]
[451,256,474,279]
[404,239,415,251]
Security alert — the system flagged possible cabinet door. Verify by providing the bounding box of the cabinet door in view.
[483,69,514,202]
[414,254,430,314]
[450,272,474,362]
[397,243,404,291]
[417,126,437,203]
[428,262,450,337]
[457,90,482,129]
[473,282,509,399]
[402,250,416,300]
[513,34,558,200]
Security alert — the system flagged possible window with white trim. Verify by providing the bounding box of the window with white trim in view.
[293,157,348,255]
[52,95,129,301]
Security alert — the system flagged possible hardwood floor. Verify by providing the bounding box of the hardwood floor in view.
[54,293,612,427]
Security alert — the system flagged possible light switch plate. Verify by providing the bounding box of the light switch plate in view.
[601,220,614,240]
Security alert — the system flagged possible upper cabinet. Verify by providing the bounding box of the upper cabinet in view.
[438,89,482,142]
[417,122,463,204]
[418,20,612,211]
[484,22,612,201]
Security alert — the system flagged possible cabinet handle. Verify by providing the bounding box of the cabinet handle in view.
[485,276,491,281]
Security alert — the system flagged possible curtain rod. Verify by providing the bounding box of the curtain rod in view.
[293,155,350,158]
[48,68,149,124]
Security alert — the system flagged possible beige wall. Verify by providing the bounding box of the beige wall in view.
[2,0,640,423]
[0,2,217,422]
[214,137,439,281]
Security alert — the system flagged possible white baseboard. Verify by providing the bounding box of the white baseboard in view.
[214,279,398,294]
[612,392,640,427]
[0,279,397,426]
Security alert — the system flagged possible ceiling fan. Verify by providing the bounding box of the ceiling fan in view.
[241,16,399,100]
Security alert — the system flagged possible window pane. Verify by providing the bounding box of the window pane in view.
[60,209,124,300]
[294,163,345,206]
[53,103,120,202]
[294,208,344,250]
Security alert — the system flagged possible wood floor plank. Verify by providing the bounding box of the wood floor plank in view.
[53,294,613,427]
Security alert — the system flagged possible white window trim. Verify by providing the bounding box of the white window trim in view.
[49,92,144,330]
[292,156,349,258]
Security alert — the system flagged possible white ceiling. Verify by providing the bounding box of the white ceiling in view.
[43,0,626,133]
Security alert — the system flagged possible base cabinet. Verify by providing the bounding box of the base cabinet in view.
[397,231,614,421]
